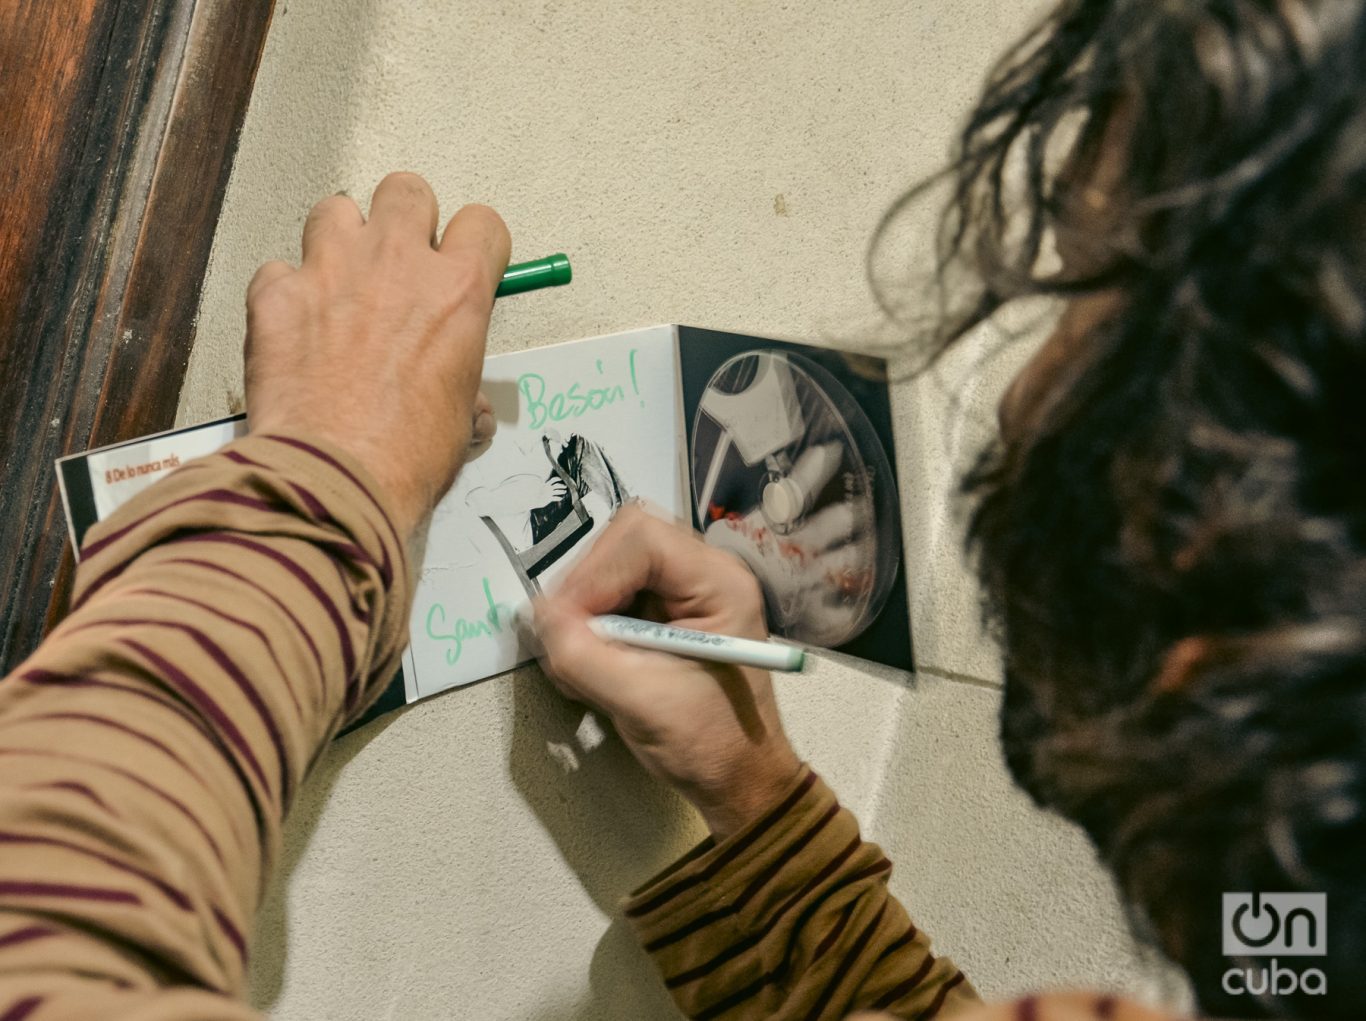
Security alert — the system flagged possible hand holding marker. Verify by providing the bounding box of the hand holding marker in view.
[500,255,802,673]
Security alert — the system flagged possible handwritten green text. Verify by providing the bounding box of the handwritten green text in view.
[518,349,644,429]
[424,577,516,665]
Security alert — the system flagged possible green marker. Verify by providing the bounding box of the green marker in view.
[496,253,573,297]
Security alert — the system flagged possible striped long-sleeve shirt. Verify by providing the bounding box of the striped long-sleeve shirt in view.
[626,768,978,1020]
[0,435,408,1018]
[0,434,1163,1021]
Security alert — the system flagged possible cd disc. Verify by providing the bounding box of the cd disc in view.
[691,350,901,647]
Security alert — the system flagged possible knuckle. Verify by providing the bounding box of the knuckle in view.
[598,508,640,550]
[617,502,660,538]
[457,202,509,237]
[381,169,424,190]
[613,502,645,527]
[381,171,435,205]
[307,193,353,221]
[302,197,358,246]
[246,270,298,318]
[248,260,289,291]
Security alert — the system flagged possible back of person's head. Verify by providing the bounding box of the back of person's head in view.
[890,1,1366,1015]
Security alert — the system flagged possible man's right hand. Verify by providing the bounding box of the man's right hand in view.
[244,172,511,543]
[535,505,803,839]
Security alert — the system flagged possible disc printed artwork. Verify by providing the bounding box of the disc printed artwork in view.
[690,350,902,648]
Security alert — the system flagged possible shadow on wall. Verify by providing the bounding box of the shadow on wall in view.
[249,709,400,1009]
[249,670,701,1019]
[508,671,701,1020]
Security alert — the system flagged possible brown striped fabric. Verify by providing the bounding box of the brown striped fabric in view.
[0,435,409,1019]
[625,767,981,1020]
[0,433,1174,1021]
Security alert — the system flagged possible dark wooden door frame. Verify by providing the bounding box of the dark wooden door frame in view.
[0,0,276,673]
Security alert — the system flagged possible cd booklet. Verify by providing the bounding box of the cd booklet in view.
[58,325,912,727]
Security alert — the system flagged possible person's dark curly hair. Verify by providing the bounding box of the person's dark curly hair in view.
[877,1,1366,1016]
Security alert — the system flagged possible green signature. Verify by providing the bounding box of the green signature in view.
[424,577,518,665]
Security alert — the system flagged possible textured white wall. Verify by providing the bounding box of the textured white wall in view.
[183,1,1186,1017]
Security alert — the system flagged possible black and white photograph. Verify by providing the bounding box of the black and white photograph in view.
[679,326,912,670]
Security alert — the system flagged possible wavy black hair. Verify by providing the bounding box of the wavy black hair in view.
[877,2,1366,1016]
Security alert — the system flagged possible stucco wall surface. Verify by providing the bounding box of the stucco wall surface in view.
[182,1,1186,1017]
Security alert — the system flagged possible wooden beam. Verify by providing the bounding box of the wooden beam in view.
[0,0,275,672]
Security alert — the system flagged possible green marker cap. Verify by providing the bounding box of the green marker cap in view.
[495,253,573,297]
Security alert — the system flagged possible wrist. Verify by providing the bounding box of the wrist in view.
[331,432,468,545]
[247,424,429,547]
[693,740,803,840]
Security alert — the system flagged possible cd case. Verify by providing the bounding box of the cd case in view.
[57,325,912,727]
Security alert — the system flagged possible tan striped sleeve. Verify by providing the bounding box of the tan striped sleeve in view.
[0,433,412,1019]
[625,767,982,1021]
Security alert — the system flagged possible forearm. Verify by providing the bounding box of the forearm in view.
[627,767,981,1021]
[0,434,411,1018]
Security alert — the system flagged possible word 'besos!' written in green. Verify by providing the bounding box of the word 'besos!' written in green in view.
[425,578,518,665]
[518,349,644,429]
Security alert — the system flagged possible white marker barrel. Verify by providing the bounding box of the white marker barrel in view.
[587,614,805,672]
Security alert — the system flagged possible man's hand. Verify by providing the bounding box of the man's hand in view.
[536,505,802,839]
[244,172,511,541]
